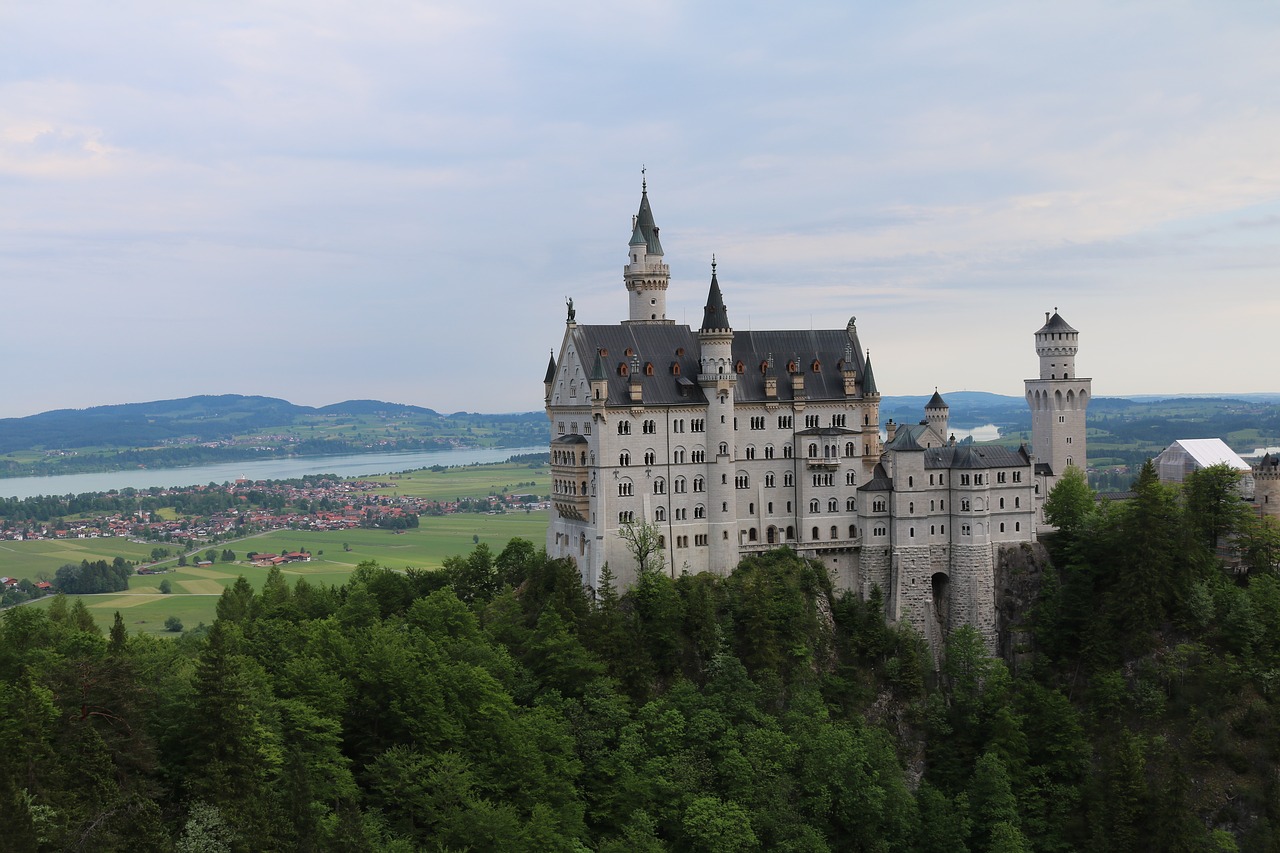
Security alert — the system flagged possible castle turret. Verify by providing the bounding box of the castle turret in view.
[697,259,738,573]
[924,390,949,448]
[1255,453,1280,521]
[1025,310,1091,488]
[543,352,556,404]
[624,175,672,323]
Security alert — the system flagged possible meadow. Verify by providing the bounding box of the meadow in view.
[20,509,549,636]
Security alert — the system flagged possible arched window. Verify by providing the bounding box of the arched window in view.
[846,497,856,511]
[655,507,666,521]
[808,443,818,458]
[654,478,666,494]
[693,476,705,492]
[719,442,729,456]
[694,504,706,519]
[784,472,794,487]
[845,442,855,456]
[765,473,775,488]
[619,451,630,466]
[812,527,820,540]
[674,477,686,493]
[828,498,838,512]
[810,499,820,513]
[830,526,838,540]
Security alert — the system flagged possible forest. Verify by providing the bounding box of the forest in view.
[2,463,1280,851]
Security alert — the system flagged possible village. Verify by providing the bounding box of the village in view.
[0,474,550,551]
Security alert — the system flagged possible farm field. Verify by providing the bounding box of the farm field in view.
[18,509,551,636]
[364,460,548,501]
[0,536,158,577]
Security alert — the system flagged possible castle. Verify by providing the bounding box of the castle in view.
[544,181,1090,647]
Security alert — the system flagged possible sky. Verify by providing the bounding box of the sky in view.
[2,1,1279,418]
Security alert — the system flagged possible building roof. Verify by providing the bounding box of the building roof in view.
[1160,438,1252,472]
[634,185,663,255]
[701,267,730,331]
[567,323,874,408]
[925,390,948,410]
[922,443,1031,470]
[862,353,877,395]
[544,353,556,384]
[1037,311,1077,334]
[858,463,894,492]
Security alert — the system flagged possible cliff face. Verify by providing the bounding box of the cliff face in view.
[995,540,1053,672]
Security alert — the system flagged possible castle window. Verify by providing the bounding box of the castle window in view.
[812,527,820,540]
[644,451,655,465]
[693,477,705,492]
[1015,522,1021,531]
[873,499,886,513]
[765,473,775,488]
[783,444,793,458]
[654,478,666,494]
[645,362,654,376]
[846,471,856,485]
[750,416,765,430]
[735,361,745,374]
[778,415,793,429]
[830,526,838,539]
[812,360,821,372]
[719,442,729,456]
[694,504,706,519]
[810,499,821,513]
[828,498,838,512]
[676,508,687,520]
[675,477,686,493]
[806,415,820,428]
[765,445,775,459]
[908,476,913,487]
[962,524,971,535]
[809,443,818,458]
[847,498,856,511]
[748,528,758,541]
[1013,471,1022,483]
[909,527,915,538]
[619,511,634,523]
[691,419,705,432]
[618,421,631,435]
[1015,497,1020,508]
[673,448,685,464]
[618,481,633,497]
[691,450,705,463]
[909,501,914,514]
[1066,436,1072,444]
[849,525,857,538]
[655,507,666,522]
[833,414,846,427]
[999,522,1005,533]
[961,499,971,512]
[931,525,936,535]
[618,363,628,376]
[845,442,855,456]
[723,503,728,512]
[736,474,750,489]
[784,472,794,487]
[643,419,656,434]
[619,451,630,466]
[746,446,756,460]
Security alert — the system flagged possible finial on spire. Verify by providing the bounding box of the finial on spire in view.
[711,254,717,275]
[641,164,646,192]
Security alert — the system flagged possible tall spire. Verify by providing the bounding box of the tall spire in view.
[862,351,878,395]
[634,174,663,255]
[700,257,730,331]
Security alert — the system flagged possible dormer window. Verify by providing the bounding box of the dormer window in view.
[644,362,654,376]
[671,362,681,375]
[625,347,635,357]
[811,360,821,372]
[618,363,628,377]
[735,361,745,374]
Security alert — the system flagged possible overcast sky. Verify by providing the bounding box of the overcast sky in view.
[3,1,1278,418]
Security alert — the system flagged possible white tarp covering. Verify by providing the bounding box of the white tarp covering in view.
[1155,438,1254,495]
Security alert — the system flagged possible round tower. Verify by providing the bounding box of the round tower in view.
[924,390,949,448]
[623,175,672,323]
[697,259,738,574]
[1025,310,1091,487]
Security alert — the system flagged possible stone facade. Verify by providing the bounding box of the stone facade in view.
[544,183,1086,652]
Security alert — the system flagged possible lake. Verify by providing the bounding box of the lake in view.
[0,446,545,500]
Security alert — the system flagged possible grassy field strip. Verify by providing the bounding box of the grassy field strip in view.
[179,580,226,594]
[90,594,166,608]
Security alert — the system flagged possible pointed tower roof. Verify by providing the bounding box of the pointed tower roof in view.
[1037,310,1077,334]
[926,390,948,410]
[700,259,731,331]
[862,352,878,394]
[634,179,663,255]
[629,220,647,247]
[590,350,607,381]
[543,352,556,383]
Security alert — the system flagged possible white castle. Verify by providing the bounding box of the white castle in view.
[544,181,1090,647]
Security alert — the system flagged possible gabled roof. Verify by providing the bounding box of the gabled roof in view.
[920,443,1033,470]
[1160,438,1251,472]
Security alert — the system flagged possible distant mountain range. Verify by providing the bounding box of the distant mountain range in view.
[0,395,537,454]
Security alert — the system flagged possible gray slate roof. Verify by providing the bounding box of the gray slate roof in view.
[634,188,663,255]
[921,443,1031,470]
[1038,312,1077,334]
[567,323,872,408]
[701,271,730,331]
